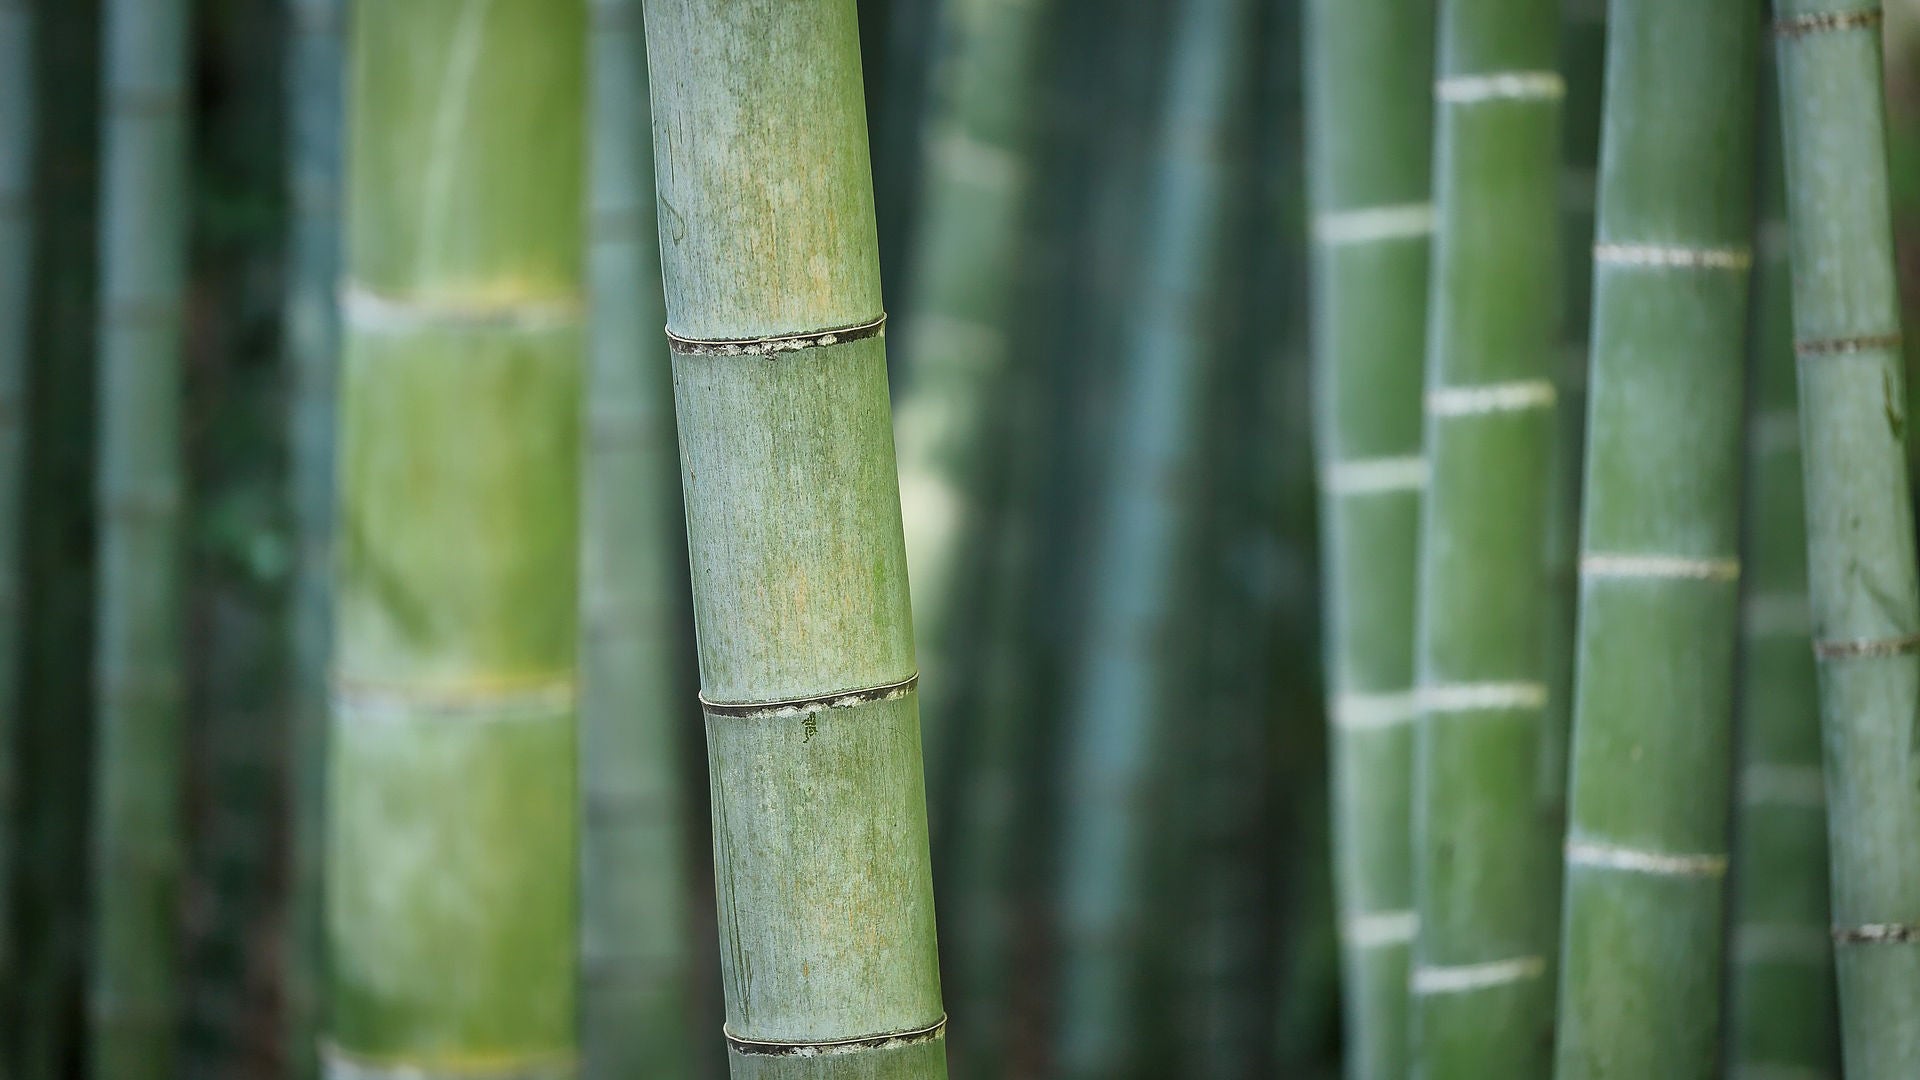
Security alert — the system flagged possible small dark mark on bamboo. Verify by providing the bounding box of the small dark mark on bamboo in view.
[667,314,887,357]
[1775,9,1882,38]
[1833,923,1920,945]
[1813,632,1920,659]
[725,1015,947,1057]
[700,673,918,719]
[1795,332,1904,356]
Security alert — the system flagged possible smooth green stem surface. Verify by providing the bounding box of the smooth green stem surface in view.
[642,3,947,1076]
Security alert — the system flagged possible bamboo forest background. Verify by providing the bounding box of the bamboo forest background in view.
[9,0,1920,1077]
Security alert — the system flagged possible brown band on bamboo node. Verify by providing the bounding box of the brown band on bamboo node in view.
[667,314,887,357]
[1812,632,1920,659]
[318,1041,578,1079]
[725,1015,947,1057]
[1794,332,1903,356]
[1775,9,1883,38]
[700,673,918,720]
[1833,923,1920,945]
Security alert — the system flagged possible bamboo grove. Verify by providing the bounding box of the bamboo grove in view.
[5,0,1920,1078]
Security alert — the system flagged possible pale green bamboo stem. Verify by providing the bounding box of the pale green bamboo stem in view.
[1552,3,1758,1075]
[326,1,585,1074]
[1726,82,1840,1079]
[89,0,189,1072]
[641,3,946,1076]
[1304,1,1434,1076]
[580,0,693,1075]
[1411,1,1564,1075]
[1771,2,1920,1075]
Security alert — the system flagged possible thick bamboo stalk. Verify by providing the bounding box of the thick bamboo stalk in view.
[89,0,189,1072]
[1771,2,1920,1074]
[1410,1,1564,1075]
[580,0,693,1075]
[640,3,947,1076]
[1304,1,1434,1076]
[326,1,585,1074]
[1552,3,1758,1075]
[1726,83,1841,1078]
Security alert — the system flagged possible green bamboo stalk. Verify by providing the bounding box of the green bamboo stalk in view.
[1552,3,1758,1075]
[89,0,189,1071]
[326,0,585,1074]
[1771,2,1920,1075]
[1410,1,1563,1074]
[640,2,947,1075]
[1726,80,1841,1079]
[580,0,693,1075]
[1304,1,1434,1075]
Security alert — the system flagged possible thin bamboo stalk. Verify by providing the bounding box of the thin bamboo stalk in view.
[89,0,190,1071]
[1726,80,1841,1078]
[640,2,947,1075]
[1410,0,1564,1074]
[580,0,693,1075]
[1552,3,1758,1075]
[1771,2,1920,1074]
[326,0,586,1073]
[1304,1,1435,1075]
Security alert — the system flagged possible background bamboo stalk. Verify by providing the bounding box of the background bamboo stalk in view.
[580,0,695,1074]
[89,0,190,1072]
[1552,3,1758,1075]
[326,0,586,1073]
[1726,78,1841,1078]
[1411,0,1564,1074]
[641,2,947,1075]
[1304,1,1435,1075]
[1772,2,1920,1074]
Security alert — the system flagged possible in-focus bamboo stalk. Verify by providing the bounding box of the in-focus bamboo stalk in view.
[1726,78,1841,1078]
[1304,1,1435,1075]
[89,0,189,1072]
[580,0,693,1074]
[1410,1,1564,1074]
[326,0,585,1073]
[1771,2,1920,1074]
[1552,3,1758,1075]
[641,3,947,1076]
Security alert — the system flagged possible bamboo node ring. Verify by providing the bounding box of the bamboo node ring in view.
[725,1015,948,1057]
[666,314,887,356]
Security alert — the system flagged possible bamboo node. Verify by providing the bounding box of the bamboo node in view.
[1331,690,1420,731]
[330,674,578,721]
[1340,910,1417,949]
[1427,379,1557,418]
[1313,203,1436,246]
[340,282,585,334]
[1593,243,1753,271]
[1793,332,1903,357]
[1418,682,1548,714]
[666,314,887,357]
[1833,923,1920,945]
[1434,71,1566,105]
[1410,955,1547,995]
[1320,455,1428,497]
[1580,553,1741,582]
[318,1040,578,1078]
[699,673,918,720]
[1565,838,1729,878]
[1812,631,1920,659]
[1775,9,1883,39]
[724,1014,947,1057]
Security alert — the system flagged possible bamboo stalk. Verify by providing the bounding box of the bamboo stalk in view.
[1410,1,1564,1074]
[1726,79,1841,1078]
[1552,3,1758,1075]
[640,3,947,1075]
[89,0,190,1071]
[580,0,694,1075]
[1770,2,1920,1074]
[326,0,585,1073]
[1304,1,1435,1075]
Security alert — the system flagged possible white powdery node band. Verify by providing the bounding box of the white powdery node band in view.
[1332,691,1420,732]
[1594,243,1753,271]
[1315,202,1436,246]
[1436,71,1566,105]
[1565,838,1728,878]
[1342,910,1418,949]
[1322,455,1429,496]
[1581,553,1741,582]
[1420,681,1548,713]
[339,280,583,334]
[1410,954,1547,995]
[1428,379,1556,418]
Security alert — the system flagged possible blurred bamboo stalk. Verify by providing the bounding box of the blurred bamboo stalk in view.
[580,0,694,1074]
[327,0,585,1072]
[1771,2,1920,1074]
[1410,0,1564,1074]
[1303,0,1435,1075]
[89,0,189,1072]
[1552,3,1758,1074]
[641,2,949,1075]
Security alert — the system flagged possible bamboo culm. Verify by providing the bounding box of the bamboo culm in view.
[326,0,585,1073]
[1304,1,1435,1075]
[581,0,695,1075]
[1552,3,1758,1075]
[1411,0,1564,1075]
[1771,2,1920,1074]
[641,2,947,1076]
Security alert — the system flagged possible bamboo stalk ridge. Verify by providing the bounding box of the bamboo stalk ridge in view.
[1552,3,1758,1075]
[326,0,586,1074]
[640,2,947,1076]
[1771,1,1920,1074]
[89,0,190,1072]
[580,0,693,1074]
[1410,0,1564,1075]
[1304,0,1435,1075]
[1726,88,1840,1077]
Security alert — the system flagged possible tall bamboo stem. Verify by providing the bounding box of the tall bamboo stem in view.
[641,3,948,1075]
[326,1,586,1073]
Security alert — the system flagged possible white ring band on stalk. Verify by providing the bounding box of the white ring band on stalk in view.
[1342,910,1417,949]
[1314,203,1436,246]
[339,280,584,333]
[1332,691,1420,731]
[1321,456,1429,496]
[1565,839,1728,878]
[1427,379,1556,417]
[1435,71,1565,104]
[1594,243,1753,271]
[1410,955,1547,995]
[1580,553,1741,582]
[1419,682,1548,713]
